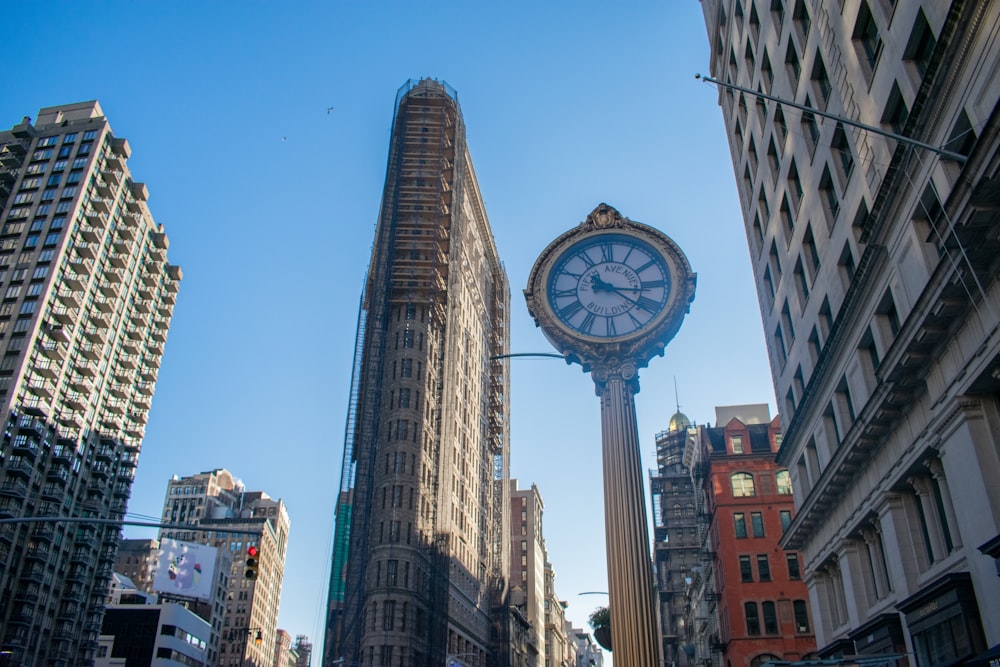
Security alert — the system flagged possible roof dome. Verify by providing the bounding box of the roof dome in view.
[668,411,691,432]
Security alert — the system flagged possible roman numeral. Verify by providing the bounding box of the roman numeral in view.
[606,317,617,337]
[559,301,584,319]
[553,289,576,298]
[642,279,666,289]
[636,296,661,313]
[578,251,596,268]
[600,242,615,263]
[580,312,596,333]
[634,259,656,273]
[628,312,643,329]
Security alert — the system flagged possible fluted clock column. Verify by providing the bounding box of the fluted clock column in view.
[594,361,661,667]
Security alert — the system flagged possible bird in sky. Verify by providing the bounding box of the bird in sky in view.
[327,107,334,114]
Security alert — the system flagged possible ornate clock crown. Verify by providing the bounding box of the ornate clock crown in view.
[583,203,628,230]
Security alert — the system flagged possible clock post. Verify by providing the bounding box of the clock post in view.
[525,204,696,667]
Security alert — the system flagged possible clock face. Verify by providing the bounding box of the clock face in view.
[545,233,672,340]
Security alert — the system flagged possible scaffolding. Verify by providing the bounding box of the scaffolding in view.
[323,79,510,667]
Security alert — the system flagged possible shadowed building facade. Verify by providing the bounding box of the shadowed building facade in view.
[0,102,181,665]
[322,79,511,667]
[699,0,1000,663]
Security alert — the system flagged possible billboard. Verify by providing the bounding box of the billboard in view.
[152,539,217,602]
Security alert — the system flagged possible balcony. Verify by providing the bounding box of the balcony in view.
[144,355,160,369]
[125,326,143,341]
[63,394,86,412]
[118,352,138,367]
[104,402,126,416]
[98,281,119,298]
[24,544,50,562]
[39,483,62,501]
[0,480,29,498]
[38,341,66,362]
[67,258,90,277]
[78,341,101,360]
[85,210,107,229]
[12,436,40,458]
[78,224,101,243]
[149,329,166,343]
[50,304,77,326]
[117,222,137,240]
[105,268,123,284]
[82,328,106,345]
[47,467,70,485]
[139,367,157,382]
[75,242,97,260]
[101,167,122,187]
[53,288,81,311]
[109,382,129,398]
[108,252,127,269]
[112,238,130,254]
[90,197,111,215]
[129,411,148,425]
[141,271,158,287]
[133,397,151,413]
[134,299,151,314]
[46,326,70,344]
[27,379,55,401]
[57,411,83,430]
[147,342,164,357]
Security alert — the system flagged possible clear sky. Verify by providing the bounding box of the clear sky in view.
[3,1,776,659]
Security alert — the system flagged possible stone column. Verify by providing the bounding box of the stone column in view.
[593,360,662,667]
[925,457,962,549]
[908,474,947,562]
[875,493,918,598]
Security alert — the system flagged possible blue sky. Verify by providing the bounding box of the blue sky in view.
[3,1,775,656]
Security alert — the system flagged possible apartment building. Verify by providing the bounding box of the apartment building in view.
[160,469,290,667]
[0,101,180,665]
[699,1,1000,663]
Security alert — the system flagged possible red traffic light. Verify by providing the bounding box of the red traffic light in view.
[247,546,259,557]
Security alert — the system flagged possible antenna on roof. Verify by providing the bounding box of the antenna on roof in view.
[673,376,681,414]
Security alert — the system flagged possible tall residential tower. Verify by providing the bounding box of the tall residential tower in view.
[0,101,181,665]
[700,0,1000,661]
[323,79,511,667]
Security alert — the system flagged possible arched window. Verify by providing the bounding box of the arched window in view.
[731,472,756,497]
[751,654,781,667]
[745,601,761,635]
[776,470,793,495]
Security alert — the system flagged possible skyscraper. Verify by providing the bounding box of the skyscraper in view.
[323,79,511,667]
[0,101,181,665]
[699,0,1000,661]
[159,469,290,667]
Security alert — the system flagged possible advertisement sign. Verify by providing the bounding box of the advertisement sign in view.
[152,539,217,602]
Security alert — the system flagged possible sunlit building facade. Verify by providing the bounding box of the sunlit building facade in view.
[700,0,1000,662]
[0,101,181,665]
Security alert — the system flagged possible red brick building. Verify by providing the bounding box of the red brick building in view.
[701,405,815,667]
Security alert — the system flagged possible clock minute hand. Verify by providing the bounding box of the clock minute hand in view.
[606,284,639,305]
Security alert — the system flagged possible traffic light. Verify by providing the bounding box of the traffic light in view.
[245,545,259,579]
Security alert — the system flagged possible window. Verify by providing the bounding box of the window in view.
[774,106,787,146]
[793,600,810,632]
[903,9,936,77]
[780,509,793,532]
[770,0,784,26]
[776,470,792,495]
[811,55,831,108]
[731,473,756,497]
[403,330,414,349]
[731,435,744,454]
[943,110,977,158]
[762,601,779,634]
[794,257,809,303]
[853,2,882,75]
[739,555,754,582]
[882,82,910,134]
[745,601,761,634]
[820,166,840,226]
[787,552,801,579]
[401,358,413,377]
[785,42,801,84]
[748,4,760,43]
[757,554,771,581]
[751,512,765,537]
[787,160,802,209]
[761,50,773,91]
[735,512,748,538]
[831,124,854,187]
[801,101,821,156]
